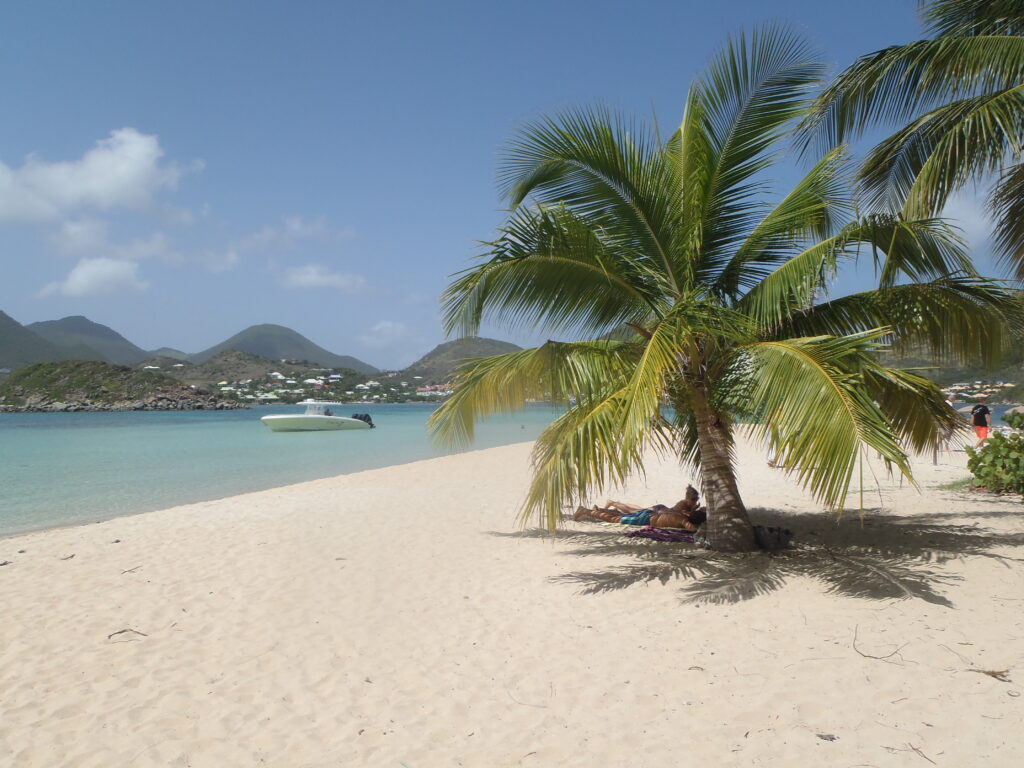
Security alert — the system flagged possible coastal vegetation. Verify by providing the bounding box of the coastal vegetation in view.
[967,430,1024,495]
[0,337,522,408]
[431,24,1021,552]
[0,360,243,412]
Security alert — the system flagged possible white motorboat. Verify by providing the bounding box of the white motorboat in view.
[260,400,374,432]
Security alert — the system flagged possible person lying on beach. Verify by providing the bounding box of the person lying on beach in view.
[573,485,706,530]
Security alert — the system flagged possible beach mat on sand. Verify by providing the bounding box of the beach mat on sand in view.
[624,526,695,543]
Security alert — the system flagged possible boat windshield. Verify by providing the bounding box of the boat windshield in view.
[303,402,334,416]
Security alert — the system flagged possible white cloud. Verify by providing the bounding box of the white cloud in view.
[50,217,240,274]
[38,257,148,297]
[283,215,328,238]
[52,217,109,253]
[237,215,353,253]
[358,320,410,348]
[51,219,175,262]
[202,247,240,274]
[942,189,992,249]
[282,263,365,292]
[0,128,191,221]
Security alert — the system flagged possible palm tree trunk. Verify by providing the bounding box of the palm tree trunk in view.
[692,394,758,553]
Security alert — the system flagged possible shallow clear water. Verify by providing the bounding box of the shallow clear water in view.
[1,401,1014,537]
[0,403,560,536]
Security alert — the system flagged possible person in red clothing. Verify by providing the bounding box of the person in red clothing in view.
[971,395,992,448]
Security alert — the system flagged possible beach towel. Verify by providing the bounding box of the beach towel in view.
[618,509,653,526]
[624,526,695,543]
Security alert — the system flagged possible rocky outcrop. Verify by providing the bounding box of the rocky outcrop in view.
[0,360,246,413]
[0,390,245,412]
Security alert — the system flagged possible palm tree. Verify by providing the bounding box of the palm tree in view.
[800,0,1024,276]
[429,27,1019,552]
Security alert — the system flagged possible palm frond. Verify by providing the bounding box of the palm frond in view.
[851,214,975,287]
[990,161,1024,276]
[498,107,683,294]
[859,86,1024,217]
[428,340,640,447]
[923,1,1024,37]
[690,25,826,282]
[522,355,682,530]
[798,35,1024,156]
[736,331,913,510]
[862,365,963,453]
[734,235,844,332]
[775,278,1022,367]
[440,205,662,338]
[713,146,851,299]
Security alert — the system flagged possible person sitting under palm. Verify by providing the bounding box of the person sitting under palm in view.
[574,485,707,530]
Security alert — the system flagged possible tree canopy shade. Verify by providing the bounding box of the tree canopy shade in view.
[429,26,1021,552]
[799,0,1024,277]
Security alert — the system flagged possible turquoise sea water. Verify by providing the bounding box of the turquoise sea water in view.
[1,401,1016,538]
[0,403,561,537]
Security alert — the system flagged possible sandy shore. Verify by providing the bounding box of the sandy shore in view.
[1,436,1022,767]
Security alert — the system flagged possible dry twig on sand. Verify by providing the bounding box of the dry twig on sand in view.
[852,625,906,661]
[967,668,1012,682]
[106,628,148,641]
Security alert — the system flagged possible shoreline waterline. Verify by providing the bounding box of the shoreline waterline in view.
[0,438,539,542]
[0,402,561,537]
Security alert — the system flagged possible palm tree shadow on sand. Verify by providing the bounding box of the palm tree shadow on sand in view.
[490,504,1024,606]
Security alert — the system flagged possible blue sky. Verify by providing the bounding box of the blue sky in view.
[0,0,997,368]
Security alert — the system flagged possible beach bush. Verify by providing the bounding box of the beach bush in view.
[1002,410,1024,430]
[966,432,1024,496]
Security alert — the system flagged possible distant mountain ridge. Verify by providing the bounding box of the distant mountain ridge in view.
[1,312,520,380]
[0,311,71,370]
[189,324,379,374]
[403,337,522,384]
[27,315,147,365]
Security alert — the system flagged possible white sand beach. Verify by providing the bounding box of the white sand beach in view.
[1,436,1022,767]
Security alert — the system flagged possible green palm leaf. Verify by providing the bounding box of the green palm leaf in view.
[800,1,1024,270]
[441,205,662,338]
[862,366,963,453]
[428,340,640,447]
[738,331,912,509]
[859,86,1024,217]
[777,278,1021,366]
[990,161,1024,275]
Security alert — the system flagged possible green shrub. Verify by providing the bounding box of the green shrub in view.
[966,431,1024,495]
[1003,410,1024,430]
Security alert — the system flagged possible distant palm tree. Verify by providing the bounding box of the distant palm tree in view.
[429,27,1019,552]
[800,0,1024,276]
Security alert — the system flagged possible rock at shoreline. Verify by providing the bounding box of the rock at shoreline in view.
[0,361,246,413]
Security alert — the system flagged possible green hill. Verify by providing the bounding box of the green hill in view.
[189,324,378,374]
[0,360,241,411]
[402,337,522,384]
[0,311,76,370]
[162,349,334,385]
[27,315,147,365]
[148,346,189,360]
